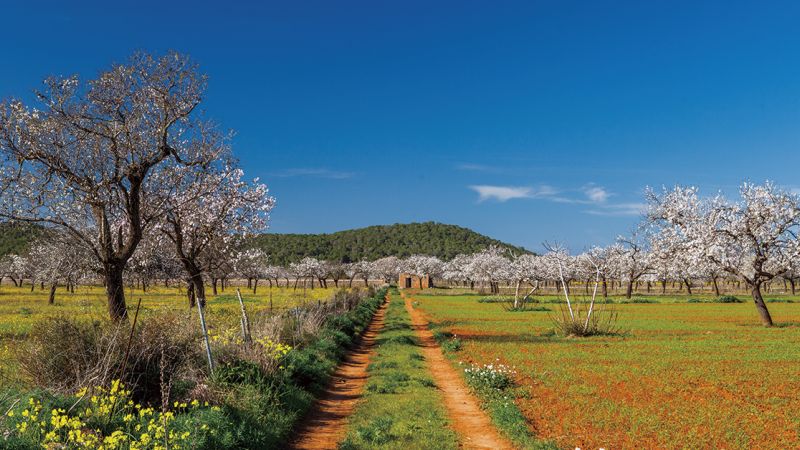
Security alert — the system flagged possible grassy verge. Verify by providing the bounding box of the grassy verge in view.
[339,289,457,450]
[0,288,387,449]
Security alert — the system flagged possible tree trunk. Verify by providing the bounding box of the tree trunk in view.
[104,264,128,321]
[211,278,218,296]
[252,278,258,294]
[712,277,721,296]
[750,282,774,327]
[602,276,608,298]
[626,280,634,299]
[48,283,57,304]
[684,278,693,295]
[790,278,796,296]
[187,282,196,308]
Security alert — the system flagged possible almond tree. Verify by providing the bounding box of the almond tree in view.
[608,236,652,299]
[646,182,800,326]
[158,165,273,306]
[27,235,93,303]
[234,248,271,295]
[0,254,28,287]
[465,246,512,294]
[0,52,224,320]
[371,256,401,284]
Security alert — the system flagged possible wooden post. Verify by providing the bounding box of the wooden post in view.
[236,289,252,343]
[197,299,214,373]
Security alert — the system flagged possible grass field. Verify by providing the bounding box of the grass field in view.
[411,291,800,449]
[0,284,336,388]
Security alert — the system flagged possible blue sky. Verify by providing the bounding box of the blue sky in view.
[3,1,800,252]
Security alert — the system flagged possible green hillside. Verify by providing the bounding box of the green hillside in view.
[251,222,529,265]
[0,222,44,257]
[0,221,528,265]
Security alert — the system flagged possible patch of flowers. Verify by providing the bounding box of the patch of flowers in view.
[255,337,292,360]
[4,379,219,449]
[462,360,517,393]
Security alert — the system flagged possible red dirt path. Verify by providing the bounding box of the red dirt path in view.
[403,293,513,450]
[289,298,389,449]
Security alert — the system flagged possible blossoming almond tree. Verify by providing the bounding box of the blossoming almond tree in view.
[157,165,274,307]
[646,182,800,326]
[0,52,224,320]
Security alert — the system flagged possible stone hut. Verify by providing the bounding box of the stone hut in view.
[398,273,433,289]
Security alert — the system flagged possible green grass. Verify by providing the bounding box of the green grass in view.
[411,291,800,449]
[339,290,457,450]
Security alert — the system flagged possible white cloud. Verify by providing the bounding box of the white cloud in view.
[468,183,641,216]
[469,185,535,202]
[584,203,646,217]
[584,186,609,203]
[270,168,354,179]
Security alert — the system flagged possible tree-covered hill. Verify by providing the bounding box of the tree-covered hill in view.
[251,222,529,265]
[0,221,528,265]
[0,222,44,256]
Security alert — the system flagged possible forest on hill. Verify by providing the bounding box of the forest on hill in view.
[0,221,528,265]
[250,222,529,265]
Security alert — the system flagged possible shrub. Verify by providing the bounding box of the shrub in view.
[15,313,199,404]
[687,298,705,303]
[766,298,795,303]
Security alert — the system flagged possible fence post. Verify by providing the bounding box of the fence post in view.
[236,288,252,343]
[196,299,215,373]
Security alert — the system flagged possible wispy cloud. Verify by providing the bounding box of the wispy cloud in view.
[456,163,504,173]
[270,168,354,179]
[470,185,536,202]
[468,182,642,216]
[584,186,609,203]
[584,203,646,217]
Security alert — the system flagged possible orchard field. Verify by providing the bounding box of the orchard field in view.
[410,289,800,448]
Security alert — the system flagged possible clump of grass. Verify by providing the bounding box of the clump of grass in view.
[433,331,462,352]
[687,298,706,303]
[477,296,510,303]
[619,297,658,304]
[714,295,744,303]
[551,303,622,337]
[766,298,795,303]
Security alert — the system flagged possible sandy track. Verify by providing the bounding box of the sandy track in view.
[289,298,389,449]
[403,294,514,450]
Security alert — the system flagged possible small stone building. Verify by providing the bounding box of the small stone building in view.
[398,273,433,289]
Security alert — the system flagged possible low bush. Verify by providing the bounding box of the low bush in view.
[766,298,795,303]
[15,313,199,404]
